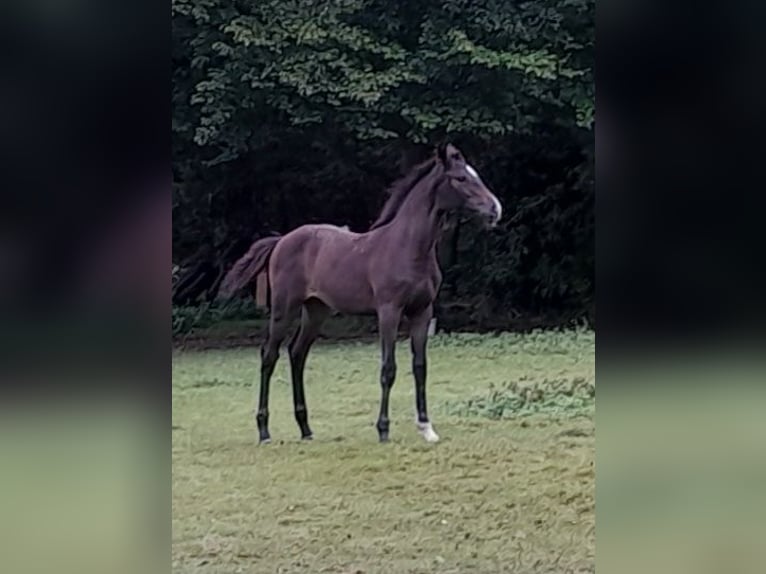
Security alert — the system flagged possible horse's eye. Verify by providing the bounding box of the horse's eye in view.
[455,175,467,182]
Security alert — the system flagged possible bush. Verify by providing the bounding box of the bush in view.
[445,377,595,420]
[172,300,266,337]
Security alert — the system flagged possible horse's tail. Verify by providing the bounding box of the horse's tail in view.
[217,236,281,299]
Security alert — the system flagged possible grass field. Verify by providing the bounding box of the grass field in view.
[172,329,595,574]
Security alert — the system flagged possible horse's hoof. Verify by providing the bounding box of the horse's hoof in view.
[259,437,272,445]
[416,422,440,443]
[301,434,313,441]
[378,434,390,443]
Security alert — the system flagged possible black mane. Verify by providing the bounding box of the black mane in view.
[369,158,437,230]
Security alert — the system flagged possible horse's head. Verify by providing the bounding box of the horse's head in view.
[435,143,502,227]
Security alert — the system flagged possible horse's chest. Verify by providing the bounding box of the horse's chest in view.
[403,274,439,311]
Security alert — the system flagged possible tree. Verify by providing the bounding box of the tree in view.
[172,0,594,322]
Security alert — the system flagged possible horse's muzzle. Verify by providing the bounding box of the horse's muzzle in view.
[482,202,502,228]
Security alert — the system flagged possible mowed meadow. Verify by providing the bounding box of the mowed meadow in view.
[172,329,595,574]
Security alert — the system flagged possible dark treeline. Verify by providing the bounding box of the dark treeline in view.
[172,0,594,328]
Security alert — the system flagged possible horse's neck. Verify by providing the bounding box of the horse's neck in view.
[387,183,442,262]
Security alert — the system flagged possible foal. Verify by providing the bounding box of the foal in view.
[219,143,502,443]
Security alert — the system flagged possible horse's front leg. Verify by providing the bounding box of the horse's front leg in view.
[409,305,439,443]
[376,304,401,442]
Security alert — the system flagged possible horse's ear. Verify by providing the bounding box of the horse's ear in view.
[436,141,449,164]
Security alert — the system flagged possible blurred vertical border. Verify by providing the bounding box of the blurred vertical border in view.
[599,1,766,573]
[0,1,168,574]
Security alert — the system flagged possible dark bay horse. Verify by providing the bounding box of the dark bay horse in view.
[219,143,502,443]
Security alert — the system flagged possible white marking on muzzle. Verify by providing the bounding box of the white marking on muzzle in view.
[491,194,503,222]
[416,421,440,443]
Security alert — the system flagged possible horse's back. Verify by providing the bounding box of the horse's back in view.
[274,224,359,257]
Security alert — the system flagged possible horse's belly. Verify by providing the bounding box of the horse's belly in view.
[309,282,374,314]
[308,258,374,314]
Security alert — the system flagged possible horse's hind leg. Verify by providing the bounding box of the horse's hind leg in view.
[376,304,402,442]
[288,298,330,440]
[257,294,299,444]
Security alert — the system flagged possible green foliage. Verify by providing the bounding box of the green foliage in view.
[445,377,595,420]
[174,0,592,152]
[172,299,265,336]
[429,327,595,353]
[173,0,594,323]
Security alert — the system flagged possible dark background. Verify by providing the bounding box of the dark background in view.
[172,0,595,331]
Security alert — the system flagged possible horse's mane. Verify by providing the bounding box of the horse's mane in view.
[369,157,437,230]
